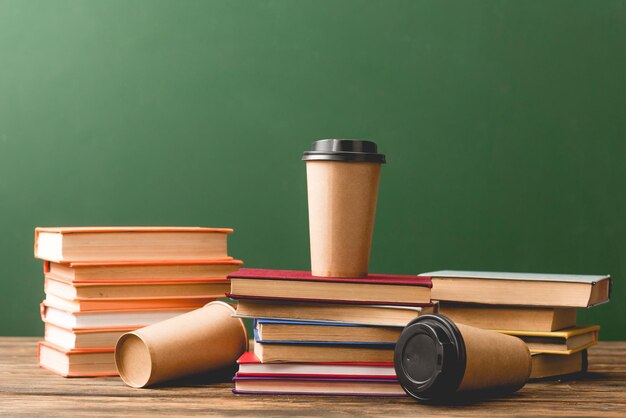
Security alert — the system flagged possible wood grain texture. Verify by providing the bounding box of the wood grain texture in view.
[0,338,625,416]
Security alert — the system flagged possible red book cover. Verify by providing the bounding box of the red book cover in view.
[225,293,432,307]
[237,352,394,367]
[228,268,432,287]
[236,352,397,380]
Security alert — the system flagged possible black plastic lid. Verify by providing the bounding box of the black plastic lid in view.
[302,139,386,163]
[394,314,467,402]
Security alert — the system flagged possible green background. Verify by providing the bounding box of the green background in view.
[0,0,624,339]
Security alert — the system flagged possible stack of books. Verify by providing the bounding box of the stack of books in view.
[34,227,241,377]
[423,270,611,379]
[228,268,433,396]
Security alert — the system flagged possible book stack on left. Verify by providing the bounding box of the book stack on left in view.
[34,227,242,377]
[227,268,433,396]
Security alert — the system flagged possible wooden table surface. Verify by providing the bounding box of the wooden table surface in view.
[0,338,624,417]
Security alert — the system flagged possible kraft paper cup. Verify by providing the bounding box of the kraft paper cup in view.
[303,139,385,277]
[115,301,248,388]
[394,314,531,402]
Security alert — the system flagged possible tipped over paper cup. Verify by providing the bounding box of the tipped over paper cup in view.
[394,314,531,402]
[303,139,385,278]
[115,301,248,388]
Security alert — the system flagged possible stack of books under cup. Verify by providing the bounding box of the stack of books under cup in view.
[423,270,611,379]
[227,269,433,396]
[34,227,242,377]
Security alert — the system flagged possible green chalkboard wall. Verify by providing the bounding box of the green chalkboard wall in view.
[1,1,624,339]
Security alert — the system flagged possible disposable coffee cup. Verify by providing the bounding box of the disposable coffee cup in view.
[302,139,385,277]
[115,301,248,388]
[394,314,531,402]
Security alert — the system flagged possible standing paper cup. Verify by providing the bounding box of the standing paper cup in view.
[302,139,386,277]
[115,301,247,388]
[394,314,532,402]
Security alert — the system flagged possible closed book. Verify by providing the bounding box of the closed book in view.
[236,352,396,379]
[233,376,405,396]
[530,350,588,380]
[34,227,232,262]
[228,268,431,306]
[424,270,610,307]
[45,259,242,283]
[254,327,393,348]
[496,325,599,354]
[43,293,215,312]
[38,341,117,377]
[256,319,401,345]
[438,302,576,331]
[44,322,135,350]
[41,302,193,329]
[45,275,230,299]
[234,299,432,327]
[253,341,393,363]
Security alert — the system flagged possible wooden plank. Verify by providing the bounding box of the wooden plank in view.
[0,338,625,416]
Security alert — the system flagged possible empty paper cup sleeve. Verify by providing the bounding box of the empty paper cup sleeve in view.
[115,301,248,388]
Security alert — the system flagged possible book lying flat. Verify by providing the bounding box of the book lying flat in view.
[45,275,230,299]
[424,270,611,307]
[253,341,393,363]
[253,328,394,348]
[530,350,588,380]
[38,341,117,377]
[35,227,232,262]
[233,376,405,396]
[496,325,599,355]
[45,259,242,283]
[44,322,136,350]
[228,268,431,306]
[237,352,396,379]
[43,293,215,312]
[234,299,431,327]
[41,302,192,329]
[438,302,577,332]
[256,319,401,345]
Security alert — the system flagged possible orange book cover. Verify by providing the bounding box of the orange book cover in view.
[43,294,219,312]
[40,301,201,317]
[44,274,232,286]
[44,321,137,351]
[43,258,243,284]
[38,341,118,377]
[40,302,199,330]
[35,225,232,236]
[34,226,234,262]
[43,320,137,334]
[44,275,231,300]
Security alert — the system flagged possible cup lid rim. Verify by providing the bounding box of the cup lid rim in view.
[394,314,467,401]
[302,139,386,163]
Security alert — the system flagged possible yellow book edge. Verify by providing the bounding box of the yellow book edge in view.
[493,325,600,338]
[528,340,598,355]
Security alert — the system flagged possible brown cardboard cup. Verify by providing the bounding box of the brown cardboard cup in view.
[455,323,531,393]
[303,139,385,277]
[115,301,247,388]
[394,314,531,402]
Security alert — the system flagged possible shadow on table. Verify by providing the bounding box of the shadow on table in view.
[406,371,606,406]
[146,364,238,389]
[529,371,606,383]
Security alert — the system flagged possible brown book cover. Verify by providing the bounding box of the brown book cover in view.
[530,350,588,379]
[424,270,610,307]
[438,302,576,331]
[228,268,431,306]
[35,226,232,262]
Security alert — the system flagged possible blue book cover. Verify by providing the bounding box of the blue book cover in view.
[253,319,396,347]
[256,318,386,327]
